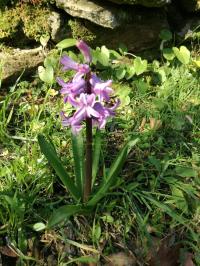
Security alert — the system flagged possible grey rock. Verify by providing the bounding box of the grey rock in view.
[0,47,45,83]
[48,11,62,41]
[69,8,168,52]
[56,0,128,29]
[48,11,71,42]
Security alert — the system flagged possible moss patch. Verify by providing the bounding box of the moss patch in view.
[0,7,21,39]
[0,3,51,45]
[68,19,96,44]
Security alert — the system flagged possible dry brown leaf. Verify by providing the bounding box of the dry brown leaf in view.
[148,238,181,266]
[139,118,147,132]
[0,246,18,258]
[106,252,136,266]
[149,118,162,130]
[184,253,194,266]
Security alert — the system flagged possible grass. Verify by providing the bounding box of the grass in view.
[0,45,200,265]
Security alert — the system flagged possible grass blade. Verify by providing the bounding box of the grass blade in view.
[71,133,84,197]
[38,134,79,201]
[88,138,139,206]
[92,130,102,187]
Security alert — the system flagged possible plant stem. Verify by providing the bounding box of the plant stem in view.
[84,117,93,202]
[84,72,92,202]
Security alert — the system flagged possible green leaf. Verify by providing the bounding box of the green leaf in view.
[159,29,172,41]
[92,130,102,187]
[40,34,50,47]
[71,133,84,196]
[88,138,139,206]
[56,38,76,49]
[92,222,101,243]
[175,166,198,178]
[101,214,114,223]
[33,222,46,231]
[48,205,82,227]
[38,65,54,84]
[38,134,79,201]
[44,55,58,69]
[97,46,110,66]
[134,57,147,76]
[163,48,175,61]
[173,46,190,64]
[115,67,126,80]
[125,65,135,80]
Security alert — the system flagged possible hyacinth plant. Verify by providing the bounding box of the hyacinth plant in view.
[38,40,139,227]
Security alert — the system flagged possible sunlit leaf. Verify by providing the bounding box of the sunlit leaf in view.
[134,57,147,75]
[38,65,54,84]
[173,46,190,64]
[56,38,76,49]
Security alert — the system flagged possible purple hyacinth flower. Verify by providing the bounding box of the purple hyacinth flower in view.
[76,40,92,63]
[60,55,90,74]
[72,93,100,122]
[60,111,82,134]
[90,74,113,101]
[93,99,120,129]
[57,72,86,99]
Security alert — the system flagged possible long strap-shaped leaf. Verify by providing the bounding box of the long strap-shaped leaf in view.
[48,204,83,228]
[71,133,84,197]
[38,134,80,201]
[88,138,139,206]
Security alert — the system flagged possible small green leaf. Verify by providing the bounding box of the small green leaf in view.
[97,46,110,66]
[159,29,172,41]
[134,57,147,76]
[38,65,54,84]
[101,214,114,223]
[48,205,83,227]
[173,46,190,64]
[56,38,76,49]
[125,65,135,80]
[163,48,175,61]
[115,67,126,80]
[33,222,46,231]
[40,34,50,47]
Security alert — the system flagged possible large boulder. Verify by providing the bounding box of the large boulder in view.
[178,0,200,12]
[68,8,168,52]
[105,0,171,7]
[56,0,129,29]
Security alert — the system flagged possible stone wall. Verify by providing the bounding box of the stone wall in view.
[0,0,199,82]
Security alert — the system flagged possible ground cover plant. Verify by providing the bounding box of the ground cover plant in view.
[0,34,200,265]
